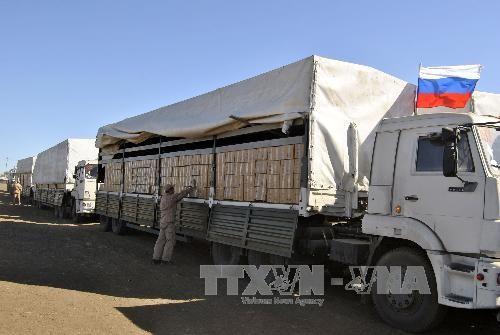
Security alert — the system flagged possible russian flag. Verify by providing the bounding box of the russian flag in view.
[416,65,481,109]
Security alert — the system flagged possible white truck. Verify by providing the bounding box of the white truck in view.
[15,156,37,202]
[94,56,500,332]
[33,139,99,222]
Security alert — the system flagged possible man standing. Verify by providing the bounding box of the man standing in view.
[153,184,194,264]
[12,180,22,205]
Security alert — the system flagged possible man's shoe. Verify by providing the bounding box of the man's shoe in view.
[152,259,161,265]
[161,260,171,265]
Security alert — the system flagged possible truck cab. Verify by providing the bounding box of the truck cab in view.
[71,160,98,218]
[363,112,500,329]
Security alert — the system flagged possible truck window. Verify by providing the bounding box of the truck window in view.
[85,164,98,179]
[416,134,474,172]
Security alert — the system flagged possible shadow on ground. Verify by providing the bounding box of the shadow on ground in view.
[0,191,498,334]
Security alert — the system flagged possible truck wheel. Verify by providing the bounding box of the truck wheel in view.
[111,218,127,235]
[99,215,111,232]
[247,250,287,267]
[371,247,446,333]
[72,202,80,223]
[211,243,241,265]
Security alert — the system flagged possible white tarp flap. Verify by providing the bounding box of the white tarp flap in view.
[473,91,500,117]
[33,139,98,184]
[96,58,313,149]
[309,57,415,196]
[16,156,37,174]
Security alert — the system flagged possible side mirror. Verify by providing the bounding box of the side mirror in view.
[442,127,458,177]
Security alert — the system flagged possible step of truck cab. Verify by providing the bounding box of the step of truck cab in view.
[444,294,473,305]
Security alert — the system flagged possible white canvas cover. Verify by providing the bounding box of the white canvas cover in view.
[96,58,312,149]
[33,139,98,184]
[95,56,499,210]
[16,156,37,174]
[472,91,500,117]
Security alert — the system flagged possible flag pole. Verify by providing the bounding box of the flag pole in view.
[414,62,421,116]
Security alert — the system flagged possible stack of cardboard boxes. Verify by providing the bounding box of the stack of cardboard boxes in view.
[100,143,304,204]
[124,159,157,194]
[160,153,213,199]
[215,143,304,204]
[101,162,122,192]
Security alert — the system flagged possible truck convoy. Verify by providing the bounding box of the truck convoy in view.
[93,55,500,332]
[32,139,99,222]
[15,156,36,202]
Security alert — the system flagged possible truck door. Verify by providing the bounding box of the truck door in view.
[392,127,485,253]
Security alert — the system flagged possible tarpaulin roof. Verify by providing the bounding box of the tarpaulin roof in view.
[33,139,98,184]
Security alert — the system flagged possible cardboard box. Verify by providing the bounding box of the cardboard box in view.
[255,187,266,201]
[224,151,235,162]
[235,150,249,163]
[190,154,200,165]
[294,143,305,159]
[238,162,250,175]
[224,175,242,188]
[266,175,280,189]
[293,173,301,188]
[255,147,268,160]
[280,174,294,188]
[216,154,224,166]
[293,159,301,174]
[224,162,237,175]
[268,147,280,161]
[200,154,214,165]
[267,161,281,175]
[244,187,256,202]
[280,160,294,175]
[255,160,267,174]
[224,187,243,201]
[279,188,300,204]
[215,187,224,200]
[280,145,294,160]
[244,175,255,187]
[255,174,267,187]
[267,189,280,203]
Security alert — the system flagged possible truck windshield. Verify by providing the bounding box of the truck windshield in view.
[476,124,500,175]
[85,164,98,179]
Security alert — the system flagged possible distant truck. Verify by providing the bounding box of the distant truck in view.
[15,156,37,202]
[33,139,98,221]
[94,56,500,332]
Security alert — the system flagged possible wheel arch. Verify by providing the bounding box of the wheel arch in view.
[363,214,446,253]
[370,237,429,266]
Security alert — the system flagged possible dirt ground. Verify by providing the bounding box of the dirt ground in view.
[0,190,498,334]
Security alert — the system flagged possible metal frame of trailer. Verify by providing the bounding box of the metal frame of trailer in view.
[96,121,311,258]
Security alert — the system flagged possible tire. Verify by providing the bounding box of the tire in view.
[211,243,241,265]
[371,247,446,333]
[111,218,126,235]
[99,215,111,232]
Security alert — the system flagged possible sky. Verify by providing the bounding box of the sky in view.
[1,0,499,171]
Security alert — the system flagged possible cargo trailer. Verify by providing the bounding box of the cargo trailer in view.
[33,139,99,221]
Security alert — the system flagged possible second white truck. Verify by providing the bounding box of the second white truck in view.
[33,139,99,221]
